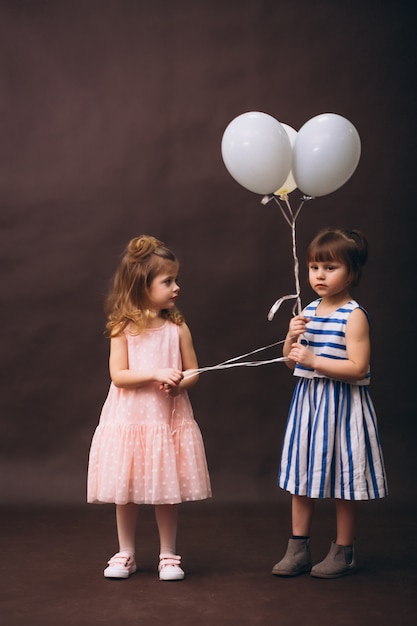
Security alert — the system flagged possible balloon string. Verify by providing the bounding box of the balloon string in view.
[266,195,313,320]
[289,197,302,316]
[184,196,316,379]
[183,339,288,380]
[216,338,285,365]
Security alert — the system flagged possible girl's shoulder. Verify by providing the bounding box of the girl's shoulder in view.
[347,300,369,320]
[344,299,360,310]
[178,320,191,336]
[346,303,370,328]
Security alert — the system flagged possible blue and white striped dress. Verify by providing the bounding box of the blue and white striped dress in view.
[278,299,387,500]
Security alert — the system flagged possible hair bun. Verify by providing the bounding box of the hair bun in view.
[347,230,368,266]
[127,235,162,261]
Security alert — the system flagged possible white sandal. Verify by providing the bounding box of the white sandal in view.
[158,553,185,581]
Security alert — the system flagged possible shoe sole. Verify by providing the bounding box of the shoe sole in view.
[272,565,312,577]
[104,566,137,579]
[159,572,185,581]
[310,567,356,579]
[272,570,311,576]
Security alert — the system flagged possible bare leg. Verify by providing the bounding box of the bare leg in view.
[116,503,139,555]
[310,499,357,578]
[272,495,314,576]
[335,499,357,545]
[155,504,178,554]
[292,495,315,536]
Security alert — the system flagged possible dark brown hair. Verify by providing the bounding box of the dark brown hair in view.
[307,228,368,287]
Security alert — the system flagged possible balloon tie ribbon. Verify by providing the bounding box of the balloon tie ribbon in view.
[263,194,314,321]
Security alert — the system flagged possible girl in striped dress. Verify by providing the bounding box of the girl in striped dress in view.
[272,229,387,579]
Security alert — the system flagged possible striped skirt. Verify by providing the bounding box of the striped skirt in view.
[278,377,388,500]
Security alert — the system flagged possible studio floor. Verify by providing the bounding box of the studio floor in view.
[1,499,415,626]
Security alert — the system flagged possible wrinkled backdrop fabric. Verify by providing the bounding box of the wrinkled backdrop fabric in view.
[0,0,415,505]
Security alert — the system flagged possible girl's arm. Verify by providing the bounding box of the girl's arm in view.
[287,308,370,382]
[109,334,183,389]
[178,323,199,390]
[161,323,199,396]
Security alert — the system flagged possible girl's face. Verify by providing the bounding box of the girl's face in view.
[148,264,180,312]
[308,259,351,299]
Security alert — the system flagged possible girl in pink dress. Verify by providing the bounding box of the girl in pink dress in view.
[87,235,211,581]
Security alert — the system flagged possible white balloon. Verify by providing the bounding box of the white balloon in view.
[292,113,361,197]
[221,112,292,195]
[274,123,298,197]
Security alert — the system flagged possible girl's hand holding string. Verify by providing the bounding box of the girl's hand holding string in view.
[287,342,315,368]
[283,315,311,370]
[154,368,183,385]
[287,315,310,342]
[156,368,184,396]
[287,316,313,367]
[160,368,198,396]
[161,382,182,397]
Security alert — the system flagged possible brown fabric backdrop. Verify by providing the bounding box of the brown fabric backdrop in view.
[0,0,415,504]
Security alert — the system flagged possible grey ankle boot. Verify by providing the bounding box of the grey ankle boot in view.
[272,538,312,576]
[310,541,356,578]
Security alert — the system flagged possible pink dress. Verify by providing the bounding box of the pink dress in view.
[87,321,211,505]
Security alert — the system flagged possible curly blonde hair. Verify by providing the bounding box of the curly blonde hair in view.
[105,235,184,336]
